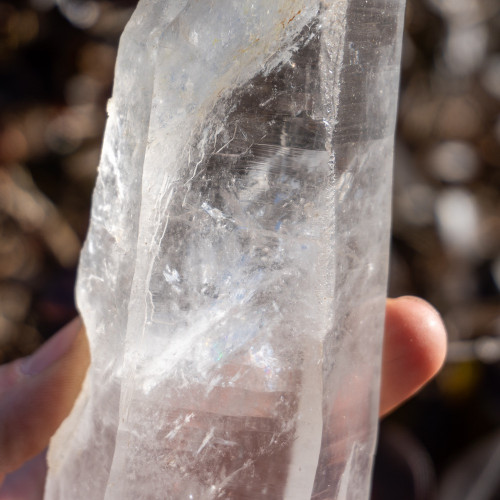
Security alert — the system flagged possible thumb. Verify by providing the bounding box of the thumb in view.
[0,318,90,481]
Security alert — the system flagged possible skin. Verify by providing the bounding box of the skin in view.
[0,295,446,499]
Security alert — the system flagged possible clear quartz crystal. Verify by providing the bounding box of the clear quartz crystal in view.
[45,1,405,498]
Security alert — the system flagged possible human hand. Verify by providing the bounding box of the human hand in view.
[0,296,446,499]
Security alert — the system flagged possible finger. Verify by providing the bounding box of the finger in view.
[0,451,47,500]
[380,296,447,417]
[0,318,90,481]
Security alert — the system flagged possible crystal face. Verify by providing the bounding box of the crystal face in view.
[45,1,405,498]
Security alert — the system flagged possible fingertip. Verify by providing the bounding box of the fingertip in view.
[380,296,447,416]
[20,317,83,377]
[389,296,447,372]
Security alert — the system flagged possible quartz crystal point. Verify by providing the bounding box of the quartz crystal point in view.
[45,0,405,498]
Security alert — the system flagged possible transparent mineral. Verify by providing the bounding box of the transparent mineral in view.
[45,0,405,498]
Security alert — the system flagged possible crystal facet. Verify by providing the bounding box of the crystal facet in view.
[45,1,405,498]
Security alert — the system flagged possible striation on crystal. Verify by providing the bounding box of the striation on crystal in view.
[45,0,406,498]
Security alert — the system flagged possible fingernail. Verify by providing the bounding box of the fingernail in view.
[20,318,82,376]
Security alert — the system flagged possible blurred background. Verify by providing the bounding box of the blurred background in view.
[0,0,499,498]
